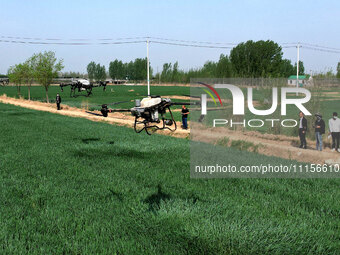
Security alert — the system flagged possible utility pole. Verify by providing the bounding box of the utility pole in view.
[157,66,160,85]
[147,39,150,96]
[296,42,300,96]
[296,42,300,89]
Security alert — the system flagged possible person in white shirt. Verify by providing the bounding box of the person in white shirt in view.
[328,112,340,152]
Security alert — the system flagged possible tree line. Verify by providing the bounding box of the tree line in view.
[108,58,151,81]
[94,40,312,83]
[87,62,106,81]
[85,58,152,82]
[7,51,64,102]
[156,40,307,83]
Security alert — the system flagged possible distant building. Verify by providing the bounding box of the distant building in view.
[287,75,309,87]
[106,79,127,85]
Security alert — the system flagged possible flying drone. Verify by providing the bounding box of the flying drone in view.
[92,95,199,135]
[59,78,108,97]
[0,78,9,86]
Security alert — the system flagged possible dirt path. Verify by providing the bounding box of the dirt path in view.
[191,124,340,164]
[1,95,340,164]
[0,95,189,138]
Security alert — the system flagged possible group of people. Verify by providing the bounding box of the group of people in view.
[299,111,340,152]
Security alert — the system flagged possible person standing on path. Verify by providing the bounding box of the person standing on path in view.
[56,93,62,110]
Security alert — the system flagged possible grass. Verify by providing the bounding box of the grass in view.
[1,103,340,254]
[0,85,191,121]
[216,137,262,153]
[230,140,262,153]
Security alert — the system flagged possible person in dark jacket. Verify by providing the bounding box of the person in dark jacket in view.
[298,111,308,149]
[181,105,190,129]
[314,113,325,151]
[56,93,61,110]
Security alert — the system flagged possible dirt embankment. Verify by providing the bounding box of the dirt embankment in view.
[1,95,340,164]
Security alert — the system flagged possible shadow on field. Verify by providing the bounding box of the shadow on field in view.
[85,111,102,116]
[81,137,114,145]
[144,184,171,211]
[82,138,101,144]
[72,147,150,159]
[107,189,123,202]
[2,111,34,116]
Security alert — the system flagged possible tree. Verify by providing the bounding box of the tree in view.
[161,63,172,82]
[134,58,148,81]
[337,62,340,78]
[201,61,218,77]
[171,62,179,82]
[293,61,305,75]
[8,64,24,96]
[87,61,96,81]
[94,64,106,81]
[87,62,106,81]
[109,59,125,79]
[21,55,37,100]
[216,54,233,78]
[230,40,284,77]
[279,59,295,77]
[125,61,135,80]
[34,51,64,103]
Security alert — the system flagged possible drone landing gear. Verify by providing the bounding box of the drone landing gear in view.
[133,107,177,135]
[70,87,76,97]
[86,88,93,97]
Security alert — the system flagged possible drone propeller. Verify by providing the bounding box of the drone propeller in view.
[109,109,132,112]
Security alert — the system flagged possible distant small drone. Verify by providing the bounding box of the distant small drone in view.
[95,96,198,135]
[0,78,9,86]
[59,78,108,97]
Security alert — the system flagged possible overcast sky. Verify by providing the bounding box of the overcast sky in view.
[1,0,340,75]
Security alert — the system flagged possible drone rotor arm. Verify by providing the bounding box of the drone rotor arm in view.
[170,101,200,106]
[109,109,132,113]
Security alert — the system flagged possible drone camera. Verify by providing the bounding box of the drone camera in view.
[165,119,173,126]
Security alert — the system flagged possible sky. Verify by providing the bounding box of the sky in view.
[1,0,340,75]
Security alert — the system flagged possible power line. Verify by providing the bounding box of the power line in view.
[0,39,146,46]
[282,45,297,49]
[1,35,340,54]
[150,40,233,49]
[0,35,238,45]
[149,37,238,46]
[302,46,340,54]
[301,42,340,52]
[0,35,150,42]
